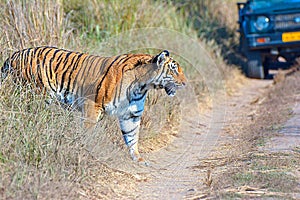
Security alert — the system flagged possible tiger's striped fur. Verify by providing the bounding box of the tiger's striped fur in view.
[1,46,187,163]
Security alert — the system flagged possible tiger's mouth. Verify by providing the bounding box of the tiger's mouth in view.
[157,82,185,97]
[164,83,177,97]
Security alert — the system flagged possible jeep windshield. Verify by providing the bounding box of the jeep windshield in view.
[250,0,300,9]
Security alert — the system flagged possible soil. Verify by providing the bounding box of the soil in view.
[132,70,300,199]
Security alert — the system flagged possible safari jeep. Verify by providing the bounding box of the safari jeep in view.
[237,0,300,79]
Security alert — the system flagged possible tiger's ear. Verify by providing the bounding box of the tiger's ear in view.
[153,50,170,68]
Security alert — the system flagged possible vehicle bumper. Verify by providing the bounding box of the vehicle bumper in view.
[247,32,300,50]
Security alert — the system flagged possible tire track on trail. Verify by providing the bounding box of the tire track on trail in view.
[136,78,273,199]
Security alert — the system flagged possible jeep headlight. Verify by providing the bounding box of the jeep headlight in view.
[253,16,270,32]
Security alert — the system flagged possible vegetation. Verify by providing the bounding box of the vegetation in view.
[0,0,242,198]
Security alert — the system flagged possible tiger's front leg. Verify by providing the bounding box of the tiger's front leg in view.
[119,116,147,165]
[82,100,103,129]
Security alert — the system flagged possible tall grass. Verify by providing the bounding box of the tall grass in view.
[0,0,74,53]
[0,80,85,199]
[63,0,192,42]
[174,0,242,67]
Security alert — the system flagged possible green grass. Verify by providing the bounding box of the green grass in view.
[233,170,298,193]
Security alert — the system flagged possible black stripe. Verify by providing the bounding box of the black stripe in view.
[39,46,51,56]
[125,58,148,73]
[91,56,103,76]
[118,63,131,102]
[24,48,30,66]
[131,91,147,102]
[113,55,130,71]
[76,55,97,96]
[86,56,100,77]
[76,56,101,96]
[126,81,134,100]
[36,49,43,86]
[10,51,18,61]
[101,55,130,104]
[49,49,61,81]
[91,56,110,85]
[113,84,119,107]
[66,53,84,94]
[55,51,72,72]
[33,46,41,56]
[21,51,29,80]
[122,137,135,146]
[117,54,132,65]
[71,55,89,95]
[14,52,21,76]
[96,57,109,76]
[29,48,36,83]
[133,109,144,113]
[43,48,56,92]
[54,51,66,72]
[121,125,138,135]
[38,47,51,75]
[95,55,122,100]
[57,52,75,92]
[156,66,166,83]
[131,109,144,117]
[84,56,98,75]
[1,59,12,77]
[41,48,53,68]
[59,53,77,93]
[101,55,129,103]
[29,49,35,81]
[126,77,141,100]
[54,51,67,89]
[127,139,135,145]
[25,48,32,81]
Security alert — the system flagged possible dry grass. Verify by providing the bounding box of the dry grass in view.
[0,79,81,199]
[204,72,300,199]
[0,0,246,198]
[0,69,144,199]
[0,0,75,53]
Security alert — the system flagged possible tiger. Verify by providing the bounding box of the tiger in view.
[1,46,187,164]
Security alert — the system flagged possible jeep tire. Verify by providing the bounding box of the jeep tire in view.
[245,51,266,79]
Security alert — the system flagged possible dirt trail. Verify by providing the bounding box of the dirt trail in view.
[135,78,274,199]
[265,101,300,152]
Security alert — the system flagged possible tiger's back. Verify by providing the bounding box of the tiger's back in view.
[2,47,92,101]
[2,47,152,106]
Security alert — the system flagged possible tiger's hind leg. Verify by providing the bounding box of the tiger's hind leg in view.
[119,116,148,166]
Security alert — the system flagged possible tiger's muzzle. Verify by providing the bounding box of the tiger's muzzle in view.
[164,82,186,97]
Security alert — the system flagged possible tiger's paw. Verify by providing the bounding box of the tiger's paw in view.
[129,147,150,166]
[137,157,150,167]
[131,153,150,166]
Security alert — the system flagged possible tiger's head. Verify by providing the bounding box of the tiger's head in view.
[153,50,187,97]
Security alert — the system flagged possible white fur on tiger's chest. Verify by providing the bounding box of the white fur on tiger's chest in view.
[104,98,144,118]
[104,99,129,116]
